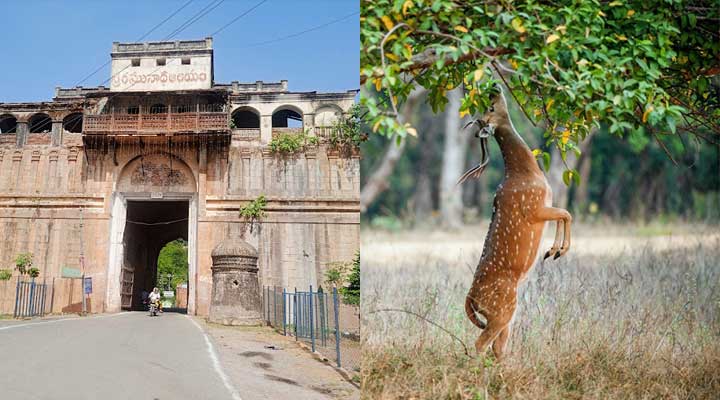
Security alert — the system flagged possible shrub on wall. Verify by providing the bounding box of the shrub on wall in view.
[14,253,33,276]
[269,130,318,154]
[0,269,12,281]
[328,104,367,151]
[340,251,360,306]
[239,195,267,233]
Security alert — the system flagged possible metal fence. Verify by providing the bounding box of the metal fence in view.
[14,279,52,318]
[263,286,360,373]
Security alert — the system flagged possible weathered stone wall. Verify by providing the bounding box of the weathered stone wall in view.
[0,130,359,316]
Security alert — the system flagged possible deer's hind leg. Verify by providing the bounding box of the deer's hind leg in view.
[474,302,516,358]
[491,324,511,359]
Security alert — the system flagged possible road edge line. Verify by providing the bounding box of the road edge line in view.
[185,315,243,400]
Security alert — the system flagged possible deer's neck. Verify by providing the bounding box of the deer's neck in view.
[493,117,540,176]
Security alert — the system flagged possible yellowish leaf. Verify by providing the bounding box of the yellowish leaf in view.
[455,25,468,33]
[509,59,519,69]
[374,78,382,91]
[532,149,542,157]
[533,109,542,117]
[546,34,560,44]
[626,9,635,17]
[598,10,606,17]
[381,15,394,31]
[446,83,454,90]
[576,59,589,67]
[546,98,555,110]
[616,34,627,41]
[561,130,570,144]
[386,53,399,62]
[642,106,653,123]
[555,25,567,33]
[406,127,417,136]
[372,120,382,132]
[473,69,485,82]
[402,0,413,16]
[511,17,526,34]
[609,1,622,6]
[459,110,470,118]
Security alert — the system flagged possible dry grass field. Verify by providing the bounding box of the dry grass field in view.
[361,223,720,399]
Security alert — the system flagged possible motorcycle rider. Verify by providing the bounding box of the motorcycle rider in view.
[149,287,162,314]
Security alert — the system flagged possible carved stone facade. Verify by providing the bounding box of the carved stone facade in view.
[0,39,359,316]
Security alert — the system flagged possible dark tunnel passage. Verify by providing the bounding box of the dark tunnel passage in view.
[122,200,189,311]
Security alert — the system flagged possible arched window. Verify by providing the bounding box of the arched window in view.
[271,106,303,128]
[28,113,52,133]
[63,112,83,133]
[149,104,167,114]
[0,114,17,133]
[231,107,260,129]
[314,105,342,127]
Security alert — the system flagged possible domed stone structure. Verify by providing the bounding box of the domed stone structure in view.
[208,239,262,326]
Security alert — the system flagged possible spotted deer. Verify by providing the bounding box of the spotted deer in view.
[459,89,572,359]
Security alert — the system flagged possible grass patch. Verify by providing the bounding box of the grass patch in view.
[362,231,720,399]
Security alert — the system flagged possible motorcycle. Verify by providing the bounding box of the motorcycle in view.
[149,300,159,317]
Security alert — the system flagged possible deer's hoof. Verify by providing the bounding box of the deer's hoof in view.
[553,251,561,260]
[543,251,551,260]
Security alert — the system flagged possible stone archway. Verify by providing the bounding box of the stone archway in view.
[106,153,200,314]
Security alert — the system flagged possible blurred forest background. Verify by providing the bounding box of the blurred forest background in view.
[361,90,720,229]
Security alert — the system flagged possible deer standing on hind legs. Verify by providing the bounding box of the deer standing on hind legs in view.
[459,88,572,360]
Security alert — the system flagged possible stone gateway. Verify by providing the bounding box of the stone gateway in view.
[0,38,359,318]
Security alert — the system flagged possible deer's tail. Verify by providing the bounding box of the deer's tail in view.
[465,295,486,330]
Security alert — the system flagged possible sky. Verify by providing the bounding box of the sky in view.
[0,0,359,103]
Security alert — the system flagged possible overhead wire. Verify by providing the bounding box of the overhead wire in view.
[210,0,268,36]
[73,0,196,87]
[239,11,359,48]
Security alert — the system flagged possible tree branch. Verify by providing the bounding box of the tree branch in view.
[360,47,514,84]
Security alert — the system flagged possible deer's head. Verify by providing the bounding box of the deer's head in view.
[464,86,509,139]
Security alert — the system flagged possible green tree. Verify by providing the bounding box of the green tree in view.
[361,0,719,160]
[157,239,188,292]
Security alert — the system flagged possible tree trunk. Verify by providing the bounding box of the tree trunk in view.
[412,110,439,223]
[360,87,426,213]
[439,87,471,229]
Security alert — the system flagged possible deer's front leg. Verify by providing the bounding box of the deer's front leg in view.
[544,220,564,260]
[533,207,572,260]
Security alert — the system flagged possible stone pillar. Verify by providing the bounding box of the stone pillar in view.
[16,121,28,147]
[260,114,272,144]
[51,121,63,147]
[208,239,262,325]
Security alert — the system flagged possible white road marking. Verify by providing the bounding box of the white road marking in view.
[185,314,242,400]
[0,312,132,332]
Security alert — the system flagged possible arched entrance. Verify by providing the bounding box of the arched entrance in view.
[106,152,199,314]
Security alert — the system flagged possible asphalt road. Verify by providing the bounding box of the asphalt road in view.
[0,312,240,400]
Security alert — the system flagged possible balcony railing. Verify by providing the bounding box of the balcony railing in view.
[83,112,229,134]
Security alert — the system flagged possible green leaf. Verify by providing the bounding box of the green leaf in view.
[562,170,571,186]
[542,152,551,171]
